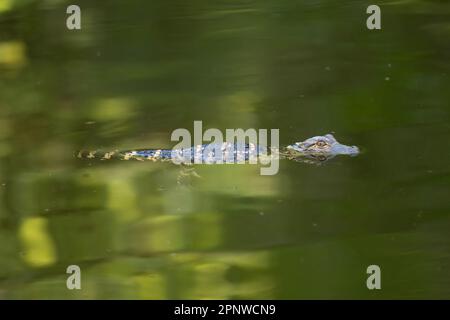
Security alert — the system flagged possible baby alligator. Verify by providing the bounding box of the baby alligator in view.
[77,134,359,165]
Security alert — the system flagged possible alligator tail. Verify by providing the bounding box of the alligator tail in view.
[75,150,128,160]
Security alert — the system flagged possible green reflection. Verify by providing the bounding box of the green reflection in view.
[0,0,449,299]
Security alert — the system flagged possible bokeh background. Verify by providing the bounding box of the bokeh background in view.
[0,0,449,299]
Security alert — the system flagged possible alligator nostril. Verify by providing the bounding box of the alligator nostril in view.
[351,146,360,154]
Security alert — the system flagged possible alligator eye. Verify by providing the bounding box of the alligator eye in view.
[316,140,326,147]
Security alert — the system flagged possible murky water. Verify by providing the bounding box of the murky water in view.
[0,0,449,299]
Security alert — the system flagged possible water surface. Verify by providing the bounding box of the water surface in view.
[0,0,449,299]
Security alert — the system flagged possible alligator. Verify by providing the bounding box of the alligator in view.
[77,133,359,165]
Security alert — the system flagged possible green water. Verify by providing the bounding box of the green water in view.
[0,0,449,299]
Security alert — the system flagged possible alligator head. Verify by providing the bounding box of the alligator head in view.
[285,134,359,164]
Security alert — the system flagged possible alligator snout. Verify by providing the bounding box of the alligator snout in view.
[332,144,360,156]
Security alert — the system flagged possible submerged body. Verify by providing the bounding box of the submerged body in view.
[77,134,359,165]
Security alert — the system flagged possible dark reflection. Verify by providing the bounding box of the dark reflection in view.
[0,0,449,299]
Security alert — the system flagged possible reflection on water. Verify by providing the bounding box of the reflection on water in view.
[0,0,449,299]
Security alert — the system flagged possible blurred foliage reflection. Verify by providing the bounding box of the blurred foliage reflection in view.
[0,0,450,299]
